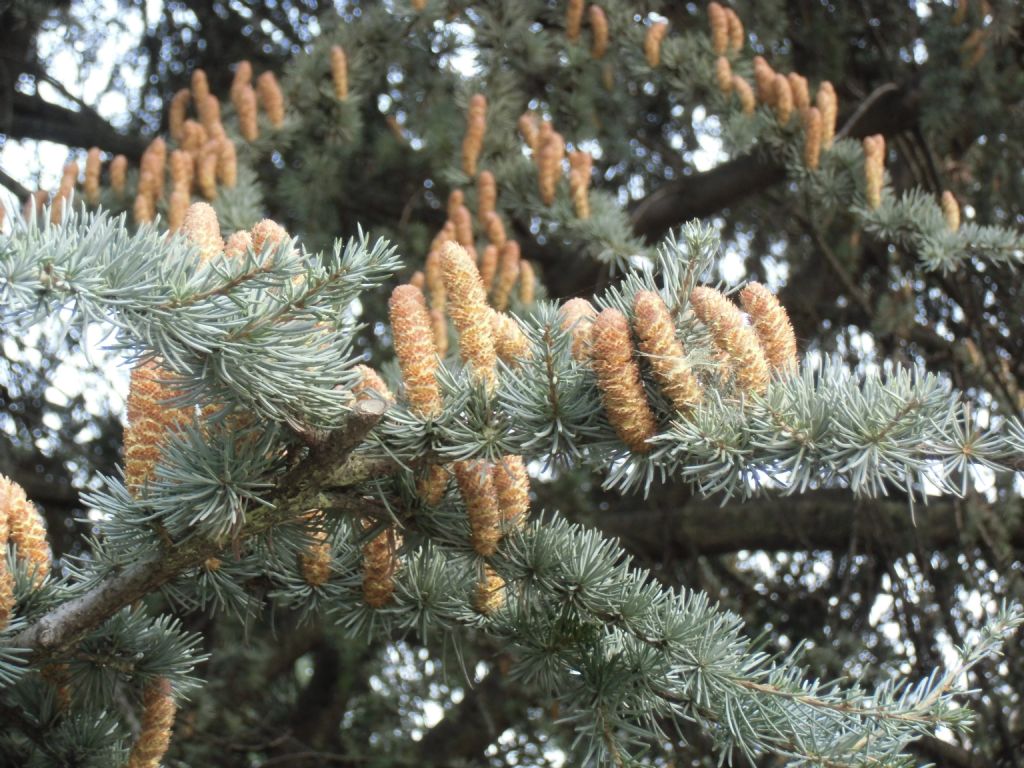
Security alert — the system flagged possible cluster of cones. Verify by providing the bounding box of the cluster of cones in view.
[22,60,288,230]
[389,241,534,614]
[565,1,608,60]
[559,283,798,453]
[409,189,535,367]
[518,112,593,219]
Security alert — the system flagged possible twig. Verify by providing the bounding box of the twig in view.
[0,166,32,201]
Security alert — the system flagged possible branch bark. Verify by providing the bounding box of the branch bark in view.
[2,92,148,161]
[3,400,386,657]
[598,490,1023,559]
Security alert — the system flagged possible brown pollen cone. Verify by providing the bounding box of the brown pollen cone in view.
[689,287,770,395]
[0,484,11,629]
[353,364,395,403]
[492,455,530,529]
[589,5,609,59]
[708,2,728,54]
[788,73,810,110]
[633,291,702,414]
[559,297,598,361]
[224,230,253,259]
[236,84,259,141]
[389,284,443,418]
[802,106,823,171]
[231,60,252,97]
[484,211,507,248]
[425,249,447,311]
[566,0,584,41]
[441,241,497,388]
[461,93,487,177]
[590,308,658,452]
[217,140,237,187]
[133,193,155,225]
[537,128,565,205]
[816,81,838,148]
[753,56,776,104]
[447,189,464,220]
[492,310,532,364]
[180,202,224,263]
[110,155,128,196]
[644,21,669,68]
[125,360,195,495]
[417,464,450,507]
[863,134,885,210]
[169,149,194,192]
[330,45,349,100]
[473,566,506,614]
[362,521,401,607]
[716,56,733,94]
[739,282,798,373]
[477,170,497,223]
[84,147,102,206]
[941,190,960,231]
[250,219,290,255]
[454,460,502,556]
[125,678,176,768]
[568,150,592,219]
[197,143,219,200]
[169,89,190,143]
[257,71,286,127]
[1,475,52,590]
[168,188,190,232]
[191,69,210,103]
[452,204,474,247]
[430,308,449,359]
[519,260,536,305]
[733,75,755,114]
[518,111,540,154]
[772,73,793,124]
[725,7,744,52]
[479,244,499,291]
[299,526,332,587]
[492,240,521,312]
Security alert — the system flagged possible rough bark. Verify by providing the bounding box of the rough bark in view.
[598,490,1023,559]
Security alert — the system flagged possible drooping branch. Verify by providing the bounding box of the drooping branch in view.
[598,490,1024,559]
[3,400,386,658]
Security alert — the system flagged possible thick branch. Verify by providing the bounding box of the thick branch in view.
[630,83,922,241]
[598,490,1023,558]
[2,92,148,161]
[3,400,385,657]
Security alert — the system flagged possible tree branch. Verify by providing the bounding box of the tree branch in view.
[2,91,148,161]
[597,490,1023,558]
[3,400,386,658]
[630,83,922,241]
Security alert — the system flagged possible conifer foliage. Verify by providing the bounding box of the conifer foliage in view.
[2,1,1024,766]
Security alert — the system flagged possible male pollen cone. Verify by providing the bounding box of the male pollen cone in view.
[590,308,658,452]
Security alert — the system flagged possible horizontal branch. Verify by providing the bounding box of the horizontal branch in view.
[598,489,1023,558]
[630,83,922,241]
[4,400,386,658]
[2,92,148,162]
